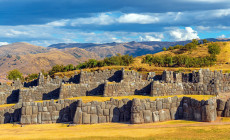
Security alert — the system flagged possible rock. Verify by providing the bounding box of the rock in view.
[159,109,170,122]
[90,114,98,124]
[152,111,159,122]
[103,109,109,116]
[156,101,162,110]
[51,111,59,121]
[20,115,31,124]
[90,106,97,114]
[170,107,178,120]
[143,110,152,123]
[41,112,51,121]
[31,114,37,124]
[82,112,90,124]
[217,99,226,111]
[98,116,106,123]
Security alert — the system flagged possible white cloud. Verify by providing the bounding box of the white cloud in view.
[46,19,69,27]
[0,42,9,46]
[139,33,164,41]
[118,13,159,24]
[71,13,115,26]
[168,27,199,41]
[217,34,226,38]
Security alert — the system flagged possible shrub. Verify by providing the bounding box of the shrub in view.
[25,73,38,81]
[203,39,208,44]
[208,43,221,55]
[183,43,197,51]
[192,39,199,45]
[162,47,167,51]
[142,54,217,68]
[7,69,23,80]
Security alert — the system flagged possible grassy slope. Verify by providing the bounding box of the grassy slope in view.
[55,41,230,77]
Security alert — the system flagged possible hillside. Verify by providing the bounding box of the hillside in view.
[48,38,230,58]
[0,42,48,57]
[48,41,190,57]
[0,43,101,82]
[55,41,230,77]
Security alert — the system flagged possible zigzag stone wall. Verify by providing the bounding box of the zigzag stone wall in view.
[0,96,226,125]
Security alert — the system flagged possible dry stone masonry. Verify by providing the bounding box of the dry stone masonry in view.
[0,68,230,125]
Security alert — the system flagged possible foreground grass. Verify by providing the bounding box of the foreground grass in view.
[0,119,230,140]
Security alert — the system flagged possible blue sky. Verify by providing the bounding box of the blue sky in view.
[0,0,230,46]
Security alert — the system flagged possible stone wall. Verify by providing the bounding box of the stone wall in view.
[0,103,22,124]
[131,96,216,123]
[150,81,183,96]
[20,99,77,124]
[103,81,151,97]
[0,96,220,125]
[73,98,132,124]
[19,84,61,102]
[80,69,122,83]
[151,69,230,96]
[59,82,104,99]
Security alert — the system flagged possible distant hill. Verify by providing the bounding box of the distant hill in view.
[48,38,230,58]
[0,43,100,81]
[0,42,48,57]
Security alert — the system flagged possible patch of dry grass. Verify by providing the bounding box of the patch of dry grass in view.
[66,95,215,103]
[1,119,230,140]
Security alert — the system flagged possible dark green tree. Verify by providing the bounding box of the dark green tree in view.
[7,69,23,80]
[208,43,221,55]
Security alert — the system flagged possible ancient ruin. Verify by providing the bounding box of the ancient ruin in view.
[0,68,230,124]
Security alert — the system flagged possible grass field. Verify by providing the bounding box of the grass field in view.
[1,119,230,140]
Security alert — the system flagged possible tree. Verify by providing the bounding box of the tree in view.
[208,43,221,55]
[25,73,38,81]
[183,43,196,51]
[86,59,98,68]
[7,69,23,80]
[192,39,199,45]
[203,39,208,44]
[162,47,167,51]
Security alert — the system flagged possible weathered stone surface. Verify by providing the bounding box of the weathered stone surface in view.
[152,111,159,122]
[143,110,152,123]
[21,115,31,124]
[156,101,162,110]
[98,116,106,123]
[42,112,51,121]
[82,112,90,124]
[90,114,98,124]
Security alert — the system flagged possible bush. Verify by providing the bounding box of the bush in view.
[208,43,221,55]
[25,73,38,81]
[142,54,216,68]
[162,47,167,51]
[192,39,199,45]
[7,69,23,80]
[183,43,197,51]
[48,54,134,77]
[203,39,208,44]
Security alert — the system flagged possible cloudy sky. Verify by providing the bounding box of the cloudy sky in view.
[0,0,230,46]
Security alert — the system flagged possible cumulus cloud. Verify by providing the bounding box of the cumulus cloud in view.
[168,27,199,41]
[217,34,226,38]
